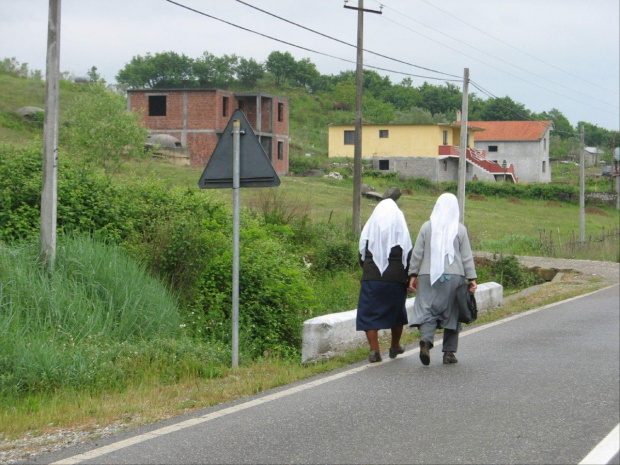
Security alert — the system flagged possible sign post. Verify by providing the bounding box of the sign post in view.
[198,109,280,368]
[231,119,240,368]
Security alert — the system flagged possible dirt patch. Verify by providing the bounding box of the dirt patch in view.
[585,206,609,216]
[545,201,562,207]
[401,188,413,195]
[508,197,523,204]
[468,194,487,201]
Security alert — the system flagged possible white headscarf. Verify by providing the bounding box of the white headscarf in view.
[359,199,413,276]
[429,193,460,285]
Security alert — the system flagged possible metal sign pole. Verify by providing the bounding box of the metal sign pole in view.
[232,119,241,368]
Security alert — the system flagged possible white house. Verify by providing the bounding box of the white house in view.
[471,121,554,183]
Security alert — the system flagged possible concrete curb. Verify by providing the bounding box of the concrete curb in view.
[301,282,503,364]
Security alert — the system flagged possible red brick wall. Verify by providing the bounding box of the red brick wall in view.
[128,90,289,172]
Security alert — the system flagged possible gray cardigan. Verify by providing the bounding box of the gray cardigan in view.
[408,221,477,280]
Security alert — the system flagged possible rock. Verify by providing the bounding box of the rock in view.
[383,187,402,201]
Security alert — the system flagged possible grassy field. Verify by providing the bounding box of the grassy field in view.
[120,158,619,261]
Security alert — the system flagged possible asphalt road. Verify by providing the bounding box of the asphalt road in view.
[35,284,619,465]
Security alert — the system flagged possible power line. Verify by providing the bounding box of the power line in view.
[373,0,618,110]
[373,11,618,118]
[416,0,619,96]
[233,0,461,79]
[165,0,460,82]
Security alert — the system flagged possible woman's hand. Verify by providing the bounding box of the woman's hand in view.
[407,276,417,294]
[469,279,477,294]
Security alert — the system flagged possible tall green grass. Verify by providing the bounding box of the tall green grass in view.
[0,235,227,397]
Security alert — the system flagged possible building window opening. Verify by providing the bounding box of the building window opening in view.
[443,160,448,171]
[344,130,355,145]
[542,160,546,173]
[278,141,284,160]
[488,145,498,152]
[223,96,229,117]
[379,160,389,171]
[379,129,389,138]
[278,102,284,122]
[148,95,166,116]
[443,130,448,145]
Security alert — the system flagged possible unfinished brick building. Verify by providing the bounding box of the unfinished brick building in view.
[127,89,289,174]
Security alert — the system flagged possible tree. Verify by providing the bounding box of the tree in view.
[538,108,575,139]
[294,58,321,92]
[193,52,239,88]
[116,52,195,89]
[60,83,149,173]
[87,65,103,83]
[265,51,297,86]
[236,57,265,88]
[476,95,532,121]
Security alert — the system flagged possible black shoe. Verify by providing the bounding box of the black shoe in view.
[389,345,405,359]
[419,340,431,366]
[368,350,382,363]
[443,352,458,364]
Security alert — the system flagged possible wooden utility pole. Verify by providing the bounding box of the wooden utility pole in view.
[345,0,381,234]
[41,0,61,271]
[579,124,585,242]
[458,68,469,224]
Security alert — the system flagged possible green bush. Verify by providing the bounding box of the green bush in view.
[483,255,544,289]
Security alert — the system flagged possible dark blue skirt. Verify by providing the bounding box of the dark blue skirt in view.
[356,280,408,331]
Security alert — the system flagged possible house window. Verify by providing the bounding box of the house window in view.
[488,145,498,152]
[278,102,284,122]
[379,160,389,171]
[443,160,448,171]
[222,96,229,117]
[344,130,355,145]
[148,95,166,116]
[278,141,284,160]
[443,130,448,145]
[466,134,470,147]
[238,100,245,111]
[379,129,389,138]
[542,160,546,173]
[544,138,547,150]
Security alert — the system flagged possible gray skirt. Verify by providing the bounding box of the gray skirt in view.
[409,274,464,331]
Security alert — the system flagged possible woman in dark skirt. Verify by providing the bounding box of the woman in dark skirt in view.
[357,199,412,363]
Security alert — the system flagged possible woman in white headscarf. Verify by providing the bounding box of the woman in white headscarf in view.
[357,199,413,363]
[407,193,477,366]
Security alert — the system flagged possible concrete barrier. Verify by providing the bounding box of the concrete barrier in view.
[301,282,503,364]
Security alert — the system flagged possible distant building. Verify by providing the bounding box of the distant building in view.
[582,146,606,168]
[127,89,289,174]
[471,120,554,183]
[328,123,518,182]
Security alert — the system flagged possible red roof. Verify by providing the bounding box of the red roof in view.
[469,121,553,141]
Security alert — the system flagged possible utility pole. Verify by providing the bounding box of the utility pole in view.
[579,124,585,242]
[41,0,61,272]
[458,68,469,224]
[344,0,381,234]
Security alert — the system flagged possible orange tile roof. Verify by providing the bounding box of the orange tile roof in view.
[469,121,553,141]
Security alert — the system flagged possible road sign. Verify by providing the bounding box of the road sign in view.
[198,109,280,189]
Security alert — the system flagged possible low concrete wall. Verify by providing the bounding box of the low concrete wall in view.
[301,282,503,364]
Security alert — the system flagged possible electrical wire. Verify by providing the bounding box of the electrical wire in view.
[372,0,618,110]
[415,0,619,96]
[372,10,618,117]
[233,0,461,79]
[165,0,461,82]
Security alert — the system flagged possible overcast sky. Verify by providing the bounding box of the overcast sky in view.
[1,0,618,131]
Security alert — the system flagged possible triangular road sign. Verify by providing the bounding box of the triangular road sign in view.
[198,109,280,189]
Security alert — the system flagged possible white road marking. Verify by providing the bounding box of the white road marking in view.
[579,424,620,465]
[51,285,618,464]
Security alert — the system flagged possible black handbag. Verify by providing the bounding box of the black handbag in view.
[456,282,477,324]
